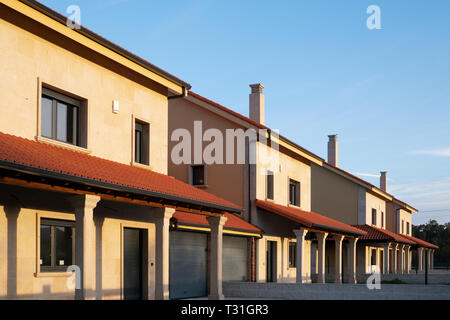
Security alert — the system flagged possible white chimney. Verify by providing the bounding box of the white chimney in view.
[380,171,387,192]
[249,83,265,125]
[327,134,338,167]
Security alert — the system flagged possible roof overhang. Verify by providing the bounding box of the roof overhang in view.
[3,0,190,94]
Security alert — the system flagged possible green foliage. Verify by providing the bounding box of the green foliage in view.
[390,278,407,284]
[412,220,450,265]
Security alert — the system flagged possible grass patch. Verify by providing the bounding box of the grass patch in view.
[388,278,408,284]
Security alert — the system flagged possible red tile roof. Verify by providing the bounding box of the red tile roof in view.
[400,234,439,249]
[173,211,262,234]
[188,91,268,130]
[255,199,366,236]
[0,132,241,212]
[353,225,416,245]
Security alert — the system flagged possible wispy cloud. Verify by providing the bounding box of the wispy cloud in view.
[389,177,450,224]
[409,149,450,157]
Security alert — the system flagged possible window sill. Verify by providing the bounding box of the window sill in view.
[130,161,153,171]
[36,136,91,154]
[34,271,74,278]
[193,184,208,189]
[287,203,301,209]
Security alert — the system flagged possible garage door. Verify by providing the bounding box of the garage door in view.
[169,231,207,299]
[223,236,248,282]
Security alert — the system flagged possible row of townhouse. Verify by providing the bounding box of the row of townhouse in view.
[0,0,437,300]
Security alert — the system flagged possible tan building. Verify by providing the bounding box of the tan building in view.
[168,84,438,285]
[169,86,368,287]
[0,0,260,300]
[311,135,438,278]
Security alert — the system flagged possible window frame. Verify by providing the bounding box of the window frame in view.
[39,218,76,273]
[372,209,377,226]
[288,179,300,207]
[288,241,297,268]
[133,118,150,166]
[191,164,206,186]
[266,170,274,200]
[41,87,81,146]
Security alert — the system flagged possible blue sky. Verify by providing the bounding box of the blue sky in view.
[39,0,450,224]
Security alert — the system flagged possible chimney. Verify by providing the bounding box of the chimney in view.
[327,134,338,167]
[380,171,387,192]
[249,83,265,125]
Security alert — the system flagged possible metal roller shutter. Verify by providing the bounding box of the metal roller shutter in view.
[169,231,207,299]
[223,236,248,282]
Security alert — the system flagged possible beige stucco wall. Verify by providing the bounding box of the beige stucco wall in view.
[365,192,387,228]
[311,164,359,225]
[256,143,311,212]
[0,184,157,300]
[397,208,412,236]
[0,10,168,174]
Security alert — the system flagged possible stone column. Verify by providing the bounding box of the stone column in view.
[316,232,328,283]
[383,243,390,274]
[5,205,20,299]
[71,194,101,300]
[207,215,227,300]
[392,244,398,274]
[427,248,432,270]
[293,229,308,283]
[333,235,344,283]
[417,247,423,271]
[398,245,405,274]
[431,250,434,270]
[153,206,175,300]
[346,237,358,284]
[404,246,410,274]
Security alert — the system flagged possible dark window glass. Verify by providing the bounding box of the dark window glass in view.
[407,222,410,235]
[289,179,300,206]
[55,226,73,267]
[192,165,205,185]
[372,209,377,225]
[371,249,377,265]
[40,225,51,267]
[381,212,384,228]
[41,88,80,146]
[289,242,296,268]
[41,96,53,138]
[40,219,75,272]
[267,171,274,200]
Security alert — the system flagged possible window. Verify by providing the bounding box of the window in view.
[401,220,404,234]
[407,222,410,235]
[134,120,150,165]
[266,170,274,200]
[191,165,205,186]
[288,242,296,268]
[381,212,384,228]
[371,249,377,266]
[289,179,300,206]
[41,87,82,146]
[40,218,75,272]
[371,209,377,225]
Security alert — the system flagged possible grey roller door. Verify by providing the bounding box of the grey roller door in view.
[223,236,248,282]
[169,231,207,299]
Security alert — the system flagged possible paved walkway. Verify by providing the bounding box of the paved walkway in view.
[223,282,450,300]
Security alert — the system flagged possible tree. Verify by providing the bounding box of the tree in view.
[413,220,450,266]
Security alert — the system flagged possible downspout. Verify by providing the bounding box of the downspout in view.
[168,86,187,100]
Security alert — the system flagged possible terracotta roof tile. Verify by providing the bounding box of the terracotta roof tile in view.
[400,234,439,249]
[255,199,366,236]
[173,211,262,234]
[0,132,241,212]
[353,225,415,245]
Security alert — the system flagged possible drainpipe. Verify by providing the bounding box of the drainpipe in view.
[168,86,187,100]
